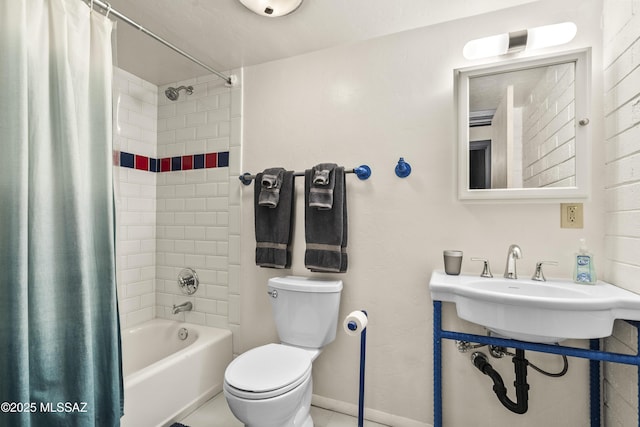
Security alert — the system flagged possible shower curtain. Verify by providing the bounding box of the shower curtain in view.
[0,0,123,426]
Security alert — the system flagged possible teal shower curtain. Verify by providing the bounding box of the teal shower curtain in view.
[0,0,123,426]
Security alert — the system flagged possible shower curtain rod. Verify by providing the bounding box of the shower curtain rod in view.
[87,0,233,85]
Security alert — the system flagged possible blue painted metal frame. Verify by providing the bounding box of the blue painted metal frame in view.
[433,300,640,427]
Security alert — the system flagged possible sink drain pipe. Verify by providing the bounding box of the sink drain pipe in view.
[471,349,530,414]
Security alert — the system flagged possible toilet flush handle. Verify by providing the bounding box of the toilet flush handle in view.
[267,289,278,298]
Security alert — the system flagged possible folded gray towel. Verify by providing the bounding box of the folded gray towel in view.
[304,167,347,273]
[258,167,285,208]
[255,170,295,268]
[309,163,337,210]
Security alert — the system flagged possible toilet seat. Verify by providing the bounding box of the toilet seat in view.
[225,343,312,400]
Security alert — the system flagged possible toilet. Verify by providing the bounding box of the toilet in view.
[223,276,343,427]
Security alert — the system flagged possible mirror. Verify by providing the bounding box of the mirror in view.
[456,49,591,201]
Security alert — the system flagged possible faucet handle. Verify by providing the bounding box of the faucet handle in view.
[531,261,558,282]
[471,258,493,278]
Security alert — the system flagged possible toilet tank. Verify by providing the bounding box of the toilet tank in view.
[268,276,343,349]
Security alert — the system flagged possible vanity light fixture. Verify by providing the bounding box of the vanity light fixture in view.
[463,22,577,60]
[237,0,303,17]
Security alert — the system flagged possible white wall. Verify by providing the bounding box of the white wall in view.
[602,0,640,425]
[240,0,604,426]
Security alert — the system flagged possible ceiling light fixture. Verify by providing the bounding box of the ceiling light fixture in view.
[237,0,303,17]
[463,22,577,60]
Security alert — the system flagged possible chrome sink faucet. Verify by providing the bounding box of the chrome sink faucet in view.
[504,244,522,279]
[172,301,193,314]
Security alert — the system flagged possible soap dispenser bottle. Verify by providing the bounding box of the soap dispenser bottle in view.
[574,238,596,285]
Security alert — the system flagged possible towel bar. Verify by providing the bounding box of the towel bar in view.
[239,165,371,185]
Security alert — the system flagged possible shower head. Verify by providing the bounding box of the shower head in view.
[164,85,193,101]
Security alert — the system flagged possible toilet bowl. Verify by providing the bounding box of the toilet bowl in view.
[223,344,315,427]
[223,276,343,427]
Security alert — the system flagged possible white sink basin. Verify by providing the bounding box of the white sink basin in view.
[429,271,640,343]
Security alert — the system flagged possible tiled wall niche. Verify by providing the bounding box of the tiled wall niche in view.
[113,67,242,349]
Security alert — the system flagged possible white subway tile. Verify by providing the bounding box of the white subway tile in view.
[195,241,216,255]
[184,226,206,239]
[175,240,195,254]
[195,298,218,314]
[185,198,207,212]
[128,225,155,240]
[217,301,229,316]
[217,242,229,256]
[196,182,218,196]
[120,268,141,285]
[158,103,176,119]
[196,123,218,139]
[195,212,217,226]
[175,127,197,142]
[205,313,228,329]
[127,253,154,269]
[176,99,197,116]
[186,169,208,184]
[194,269,215,285]
[166,142,187,157]
[165,226,185,240]
[120,296,141,314]
[206,284,227,300]
[206,227,227,241]
[185,311,206,325]
[127,280,153,297]
[140,293,155,308]
[165,252,186,267]
[206,137,230,153]
[166,115,187,130]
[175,212,196,225]
[196,94,219,112]
[217,212,229,226]
[166,172,187,185]
[206,255,227,269]
[127,307,154,327]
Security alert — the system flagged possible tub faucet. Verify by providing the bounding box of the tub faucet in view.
[172,301,193,314]
[504,244,522,279]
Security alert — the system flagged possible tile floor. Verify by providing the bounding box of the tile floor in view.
[179,392,388,427]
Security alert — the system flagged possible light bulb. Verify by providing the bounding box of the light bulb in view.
[463,33,509,60]
[526,22,577,51]
[463,22,577,60]
[237,0,303,17]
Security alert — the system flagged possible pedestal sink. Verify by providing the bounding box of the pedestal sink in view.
[429,271,640,343]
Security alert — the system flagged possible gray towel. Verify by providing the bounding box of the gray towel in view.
[309,163,337,210]
[255,170,295,268]
[258,167,285,208]
[304,167,347,273]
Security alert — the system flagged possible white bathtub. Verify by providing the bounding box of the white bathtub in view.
[120,319,232,427]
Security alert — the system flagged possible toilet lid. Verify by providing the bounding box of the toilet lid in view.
[225,343,312,394]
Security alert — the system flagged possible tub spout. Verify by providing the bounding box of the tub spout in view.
[172,301,193,314]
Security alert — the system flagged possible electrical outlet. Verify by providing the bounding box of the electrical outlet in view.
[561,203,583,228]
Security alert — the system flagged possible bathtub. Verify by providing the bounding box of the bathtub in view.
[120,319,232,427]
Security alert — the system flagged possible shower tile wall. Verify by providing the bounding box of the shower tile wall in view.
[113,67,242,343]
[156,72,242,341]
[113,67,158,328]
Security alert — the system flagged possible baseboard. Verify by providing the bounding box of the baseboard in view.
[311,394,432,427]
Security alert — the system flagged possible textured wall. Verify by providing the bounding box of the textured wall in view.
[240,1,604,425]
